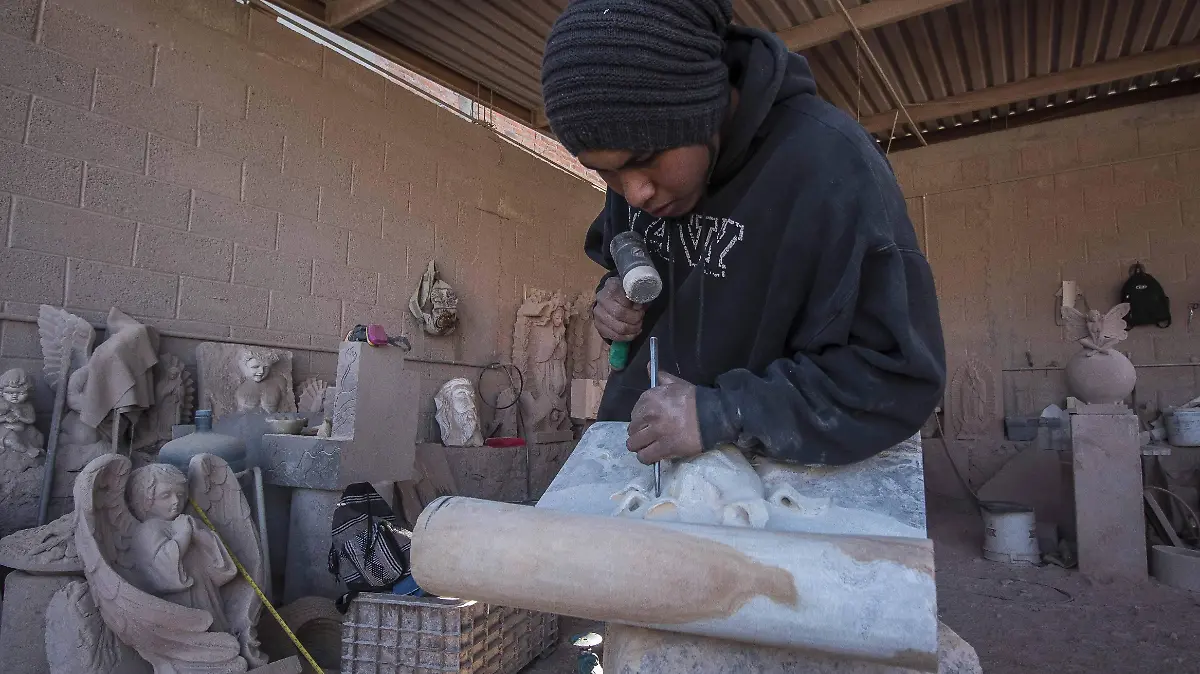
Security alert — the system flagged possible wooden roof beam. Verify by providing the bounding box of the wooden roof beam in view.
[325,0,394,29]
[778,0,966,51]
[861,42,1200,133]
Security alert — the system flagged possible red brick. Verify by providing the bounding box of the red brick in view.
[347,231,406,275]
[245,161,318,219]
[178,277,269,327]
[41,2,155,85]
[0,87,28,142]
[94,74,199,145]
[200,107,284,166]
[0,248,66,305]
[27,99,147,173]
[11,197,135,264]
[85,165,190,229]
[0,139,84,205]
[0,33,92,107]
[320,188,384,234]
[312,259,377,303]
[0,0,38,40]
[277,214,348,263]
[148,135,241,200]
[135,224,234,281]
[323,49,385,105]
[268,291,341,336]
[66,258,178,317]
[232,244,312,293]
[249,9,322,73]
[190,191,278,249]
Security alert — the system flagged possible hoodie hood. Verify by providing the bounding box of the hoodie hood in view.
[710,26,817,186]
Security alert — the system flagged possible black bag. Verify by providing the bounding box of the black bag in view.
[327,483,412,593]
[1120,263,1171,328]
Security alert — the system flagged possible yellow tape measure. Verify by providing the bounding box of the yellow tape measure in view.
[190,498,325,674]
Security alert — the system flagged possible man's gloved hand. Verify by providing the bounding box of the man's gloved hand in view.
[627,370,703,464]
[594,277,645,342]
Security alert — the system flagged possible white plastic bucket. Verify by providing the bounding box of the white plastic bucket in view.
[980,501,1040,565]
[1165,409,1200,447]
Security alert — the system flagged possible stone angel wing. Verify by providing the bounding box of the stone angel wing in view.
[74,454,245,671]
[1060,305,1090,342]
[187,453,269,669]
[39,304,95,390]
[1100,303,1131,343]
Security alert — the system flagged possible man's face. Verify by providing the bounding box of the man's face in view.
[578,144,712,218]
[149,481,187,520]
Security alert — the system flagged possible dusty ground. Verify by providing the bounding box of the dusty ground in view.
[521,496,1200,673]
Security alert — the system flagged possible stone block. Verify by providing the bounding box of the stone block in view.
[0,572,76,674]
[148,135,241,199]
[261,342,418,489]
[200,107,285,166]
[436,443,529,503]
[283,488,342,604]
[65,259,178,317]
[0,86,28,142]
[0,0,38,40]
[278,215,349,263]
[28,98,147,173]
[0,139,83,205]
[570,379,606,420]
[192,191,280,250]
[41,2,155,85]
[312,259,378,303]
[267,292,341,337]
[0,248,66,305]
[233,246,313,294]
[529,441,574,500]
[94,73,198,145]
[135,224,234,281]
[178,277,271,328]
[155,46,248,115]
[1071,413,1147,582]
[0,33,92,107]
[283,134,353,194]
[347,231,406,274]
[11,197,136,265]
[245,161,319,220]
[249,9,322,73]
[85,165,191,230]
[319,188,384,234]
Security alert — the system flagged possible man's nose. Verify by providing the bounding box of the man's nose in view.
[621,172,655,211]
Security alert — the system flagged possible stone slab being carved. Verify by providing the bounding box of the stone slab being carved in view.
[513,289,571,443]
[50,452,267,673]
[949,359,995,440]
[1061,303,1137,404]
[260,342,417,490]
[196,343,295,420]
[434,378,483,447]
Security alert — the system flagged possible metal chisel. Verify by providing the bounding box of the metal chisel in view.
[649,336,661,497]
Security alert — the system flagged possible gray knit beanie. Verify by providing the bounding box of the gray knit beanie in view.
[541,0,734,156]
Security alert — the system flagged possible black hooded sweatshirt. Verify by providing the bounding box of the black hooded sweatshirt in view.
[584,26,946,465]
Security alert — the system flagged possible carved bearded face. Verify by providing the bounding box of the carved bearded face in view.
[241,357,271,383]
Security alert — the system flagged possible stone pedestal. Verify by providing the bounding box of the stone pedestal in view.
[283,488,343,604]
[604,621,981,674]
[0,572,76,674]
[1071,411,1147,582]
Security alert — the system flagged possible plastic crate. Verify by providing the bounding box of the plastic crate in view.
[341,593,559,674]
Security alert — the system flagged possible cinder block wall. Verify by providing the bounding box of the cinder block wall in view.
[889,96,1200,490]
[0,0,605,440]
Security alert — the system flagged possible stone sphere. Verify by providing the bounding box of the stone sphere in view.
[1065,349,1136,404]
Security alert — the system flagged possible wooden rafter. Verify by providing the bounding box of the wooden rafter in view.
[325,0,394,29]
[777,0,966,51]
[861,42,1200,133]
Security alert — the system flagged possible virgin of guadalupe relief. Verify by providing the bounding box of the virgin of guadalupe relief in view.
[567,293,610,381]
[513,290,571,437]
[949,359,996,440]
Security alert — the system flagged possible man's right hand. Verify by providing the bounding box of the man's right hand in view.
[594,277,645,342]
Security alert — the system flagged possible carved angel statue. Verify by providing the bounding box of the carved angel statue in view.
[0,368,44,459]
[50,452,268,673]
[512,290,571,436]
[1061,303,1130,356]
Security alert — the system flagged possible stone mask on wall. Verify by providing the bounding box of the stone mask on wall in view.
[409,260,459,337]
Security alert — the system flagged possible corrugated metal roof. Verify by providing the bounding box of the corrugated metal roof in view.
[335,0,1200,141]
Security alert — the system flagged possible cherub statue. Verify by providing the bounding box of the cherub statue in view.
[50,452,267,673]
[0,368,44,459]
[1061,303,1130,355]
[234,348,287,415]
[434,378,483,447]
